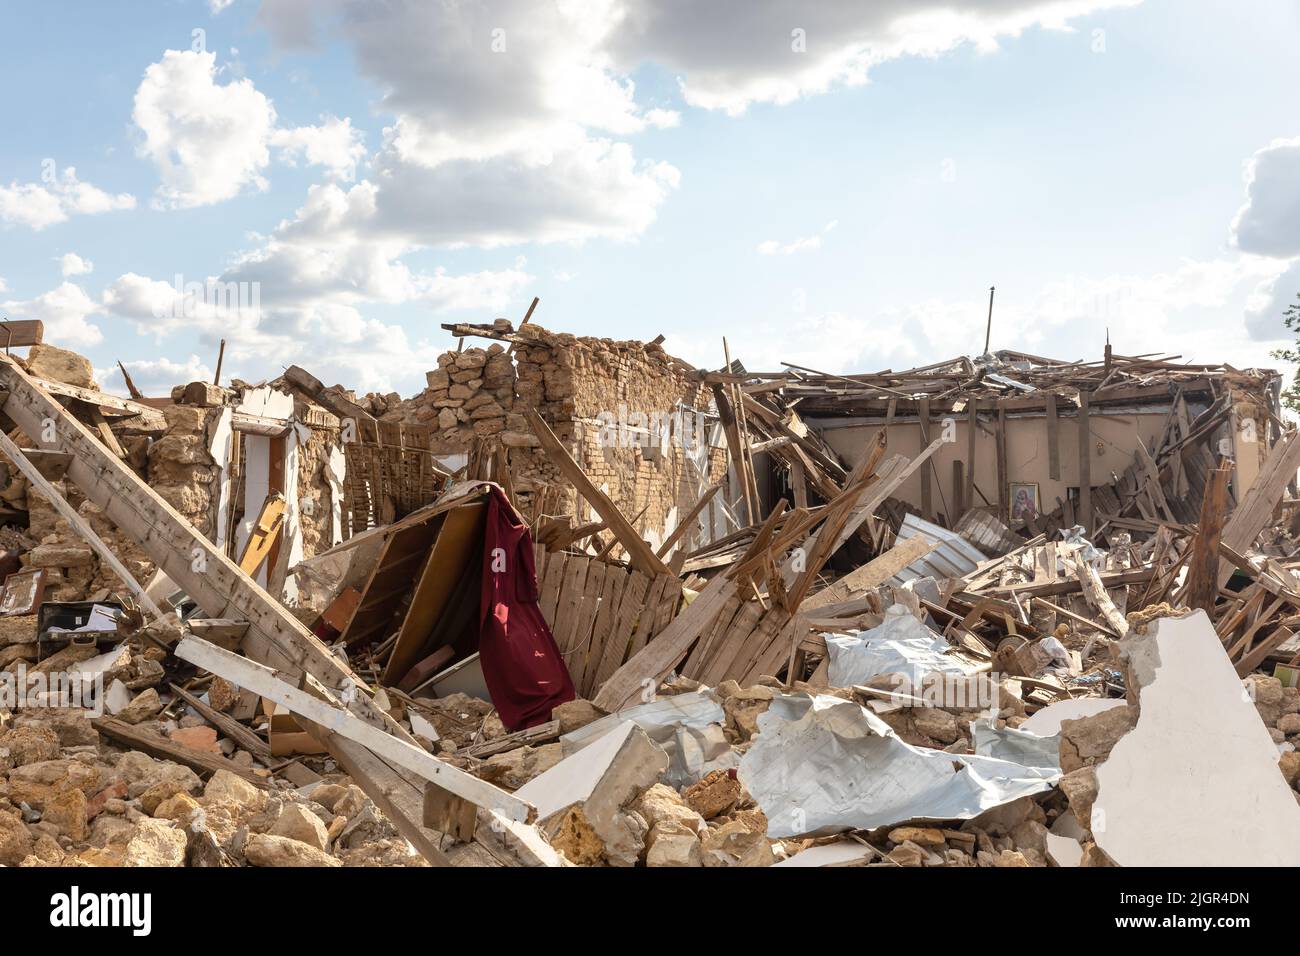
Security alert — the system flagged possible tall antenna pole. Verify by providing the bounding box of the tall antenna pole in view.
[982,286,996,355]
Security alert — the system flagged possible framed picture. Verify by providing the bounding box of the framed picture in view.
[1009,482,1040,523]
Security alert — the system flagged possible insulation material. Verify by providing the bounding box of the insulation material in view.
[825,604,977,687]
[1091,610,1300,866]
[739,694,1058,838]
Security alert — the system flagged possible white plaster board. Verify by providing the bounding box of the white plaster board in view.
[324,441,346,547]
[773,841,875,867]
[236,384,294,419]
[1091,610,1300,866]
[238,434,272,586]
[1020,697,1125,736]
[207,406,235,550]
[514,720,638,822]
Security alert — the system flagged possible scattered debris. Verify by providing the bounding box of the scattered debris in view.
[0,317,1296,867]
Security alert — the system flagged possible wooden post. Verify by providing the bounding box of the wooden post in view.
[0,356,467,866]
[213,338,226,386]
[1046,392,1060,481]
[1077,390,1093,534]
[996,402,1009,524]
[0,427,164,620]
[965,400,977,515]
[1184,462,1231,613]
[918,397,932,521]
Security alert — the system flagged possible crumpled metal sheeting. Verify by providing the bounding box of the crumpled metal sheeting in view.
[825,604,977,688]
[970,716,1061,770]
[561,691,736,788]
[739,694,1059,838]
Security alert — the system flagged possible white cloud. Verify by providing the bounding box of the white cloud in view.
[59,253,94,277]
[133,50,277,208]
[1,282,103,347]
[606,0,1139,114]
[133,50,369,208]
[1231,136,1300,259]
[106,355,213,396]
[666,255,1289,376]
[209,0,236,13]
[0,167,135,230]
[756,219,838,255]
[757,236,820,256]
[1245,258,1300,340]
[271,115,367,181]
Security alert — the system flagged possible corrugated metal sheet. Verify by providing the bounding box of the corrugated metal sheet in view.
[890,513,988,585]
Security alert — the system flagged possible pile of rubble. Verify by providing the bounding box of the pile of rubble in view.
[0,313,1298,869]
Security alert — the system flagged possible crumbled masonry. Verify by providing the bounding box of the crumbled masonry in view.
[0,315,1297,868]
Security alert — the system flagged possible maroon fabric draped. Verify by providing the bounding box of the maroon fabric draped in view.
[477,486,575,730]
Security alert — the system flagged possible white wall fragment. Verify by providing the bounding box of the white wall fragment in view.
[1091,610,1300,866]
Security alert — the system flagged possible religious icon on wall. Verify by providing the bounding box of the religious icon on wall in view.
[1009,482,1040,523]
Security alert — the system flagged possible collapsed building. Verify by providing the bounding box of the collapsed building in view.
[0,311,1297,870]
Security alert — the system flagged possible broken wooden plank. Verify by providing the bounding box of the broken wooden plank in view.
[1218,429,1300,589]
[93,717,270,787]
[168,682,272,758]
[525,406,672,578]
[0,427,164,620]
[1184,461,1231,613]
[0,355,458,865]
[175,634,536,823]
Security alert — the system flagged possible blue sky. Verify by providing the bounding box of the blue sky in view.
[1,0,1298,396]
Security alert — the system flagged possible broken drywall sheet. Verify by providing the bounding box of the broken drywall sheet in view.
[825,604,977,687]
[208,406,235,550]
[739,694,1058,838]
[773,841,875,867]
[561,691,735,788]
[1019,696,1125,736]
[324,442,346,548]
[1092,609,1300,866]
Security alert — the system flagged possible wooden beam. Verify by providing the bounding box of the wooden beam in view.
[965,400,977,516]
[1218,429,1300,589]
[1045,392,1060,481]
[802,535,938,610]
[0,319,44,348]
[0,355,456,865]
[918,396,932,521]
[1184,462,1231,613]
[655,482,722,558]
[1077,391,1093,534]
[711,383,755,525]
[167,682,271,758]
[996,403,1009,524]
[175,634,536,823]
[525,406,673,578]
[93,717,269,787]
[0,426,163,619]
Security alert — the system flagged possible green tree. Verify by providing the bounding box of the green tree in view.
[1270,293,1300,413]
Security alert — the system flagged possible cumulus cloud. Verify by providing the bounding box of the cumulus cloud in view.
[270,115,367,181]
[1232,136,1300,259]
[107,355,214,396]
[665,256,1289,375]
[133,50,368,208]
[757,220,838,255]
[59,253,94,277]
[607,0,1138,114]
[0,168,135,230]
[1,282,103,347]
[1245,258,1300,340]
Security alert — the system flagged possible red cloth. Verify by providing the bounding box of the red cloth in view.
[478,486,575,730]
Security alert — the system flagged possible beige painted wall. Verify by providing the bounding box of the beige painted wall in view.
[816,409,1174,525]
